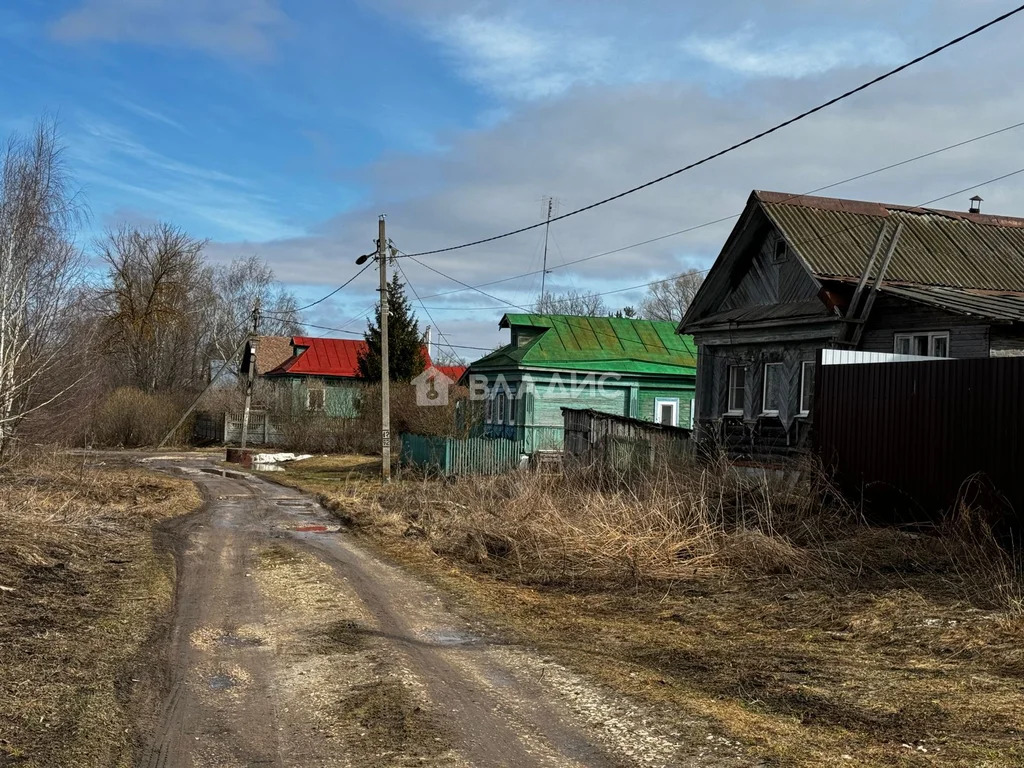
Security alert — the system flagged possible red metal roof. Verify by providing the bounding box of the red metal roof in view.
[266,336,436,379]
[269,337,365,377]
[435,364,467,381]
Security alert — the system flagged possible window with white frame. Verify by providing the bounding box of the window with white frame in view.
[799,361,815,415]
[762,362,783,415]
[727,366,745,414]
[894,331,949,357]
[306,387,325,412]
[654,397,679,427]
[484,392,493,423]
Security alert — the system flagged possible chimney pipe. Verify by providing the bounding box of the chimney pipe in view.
[969,195,983,214]
[424,325,432,362]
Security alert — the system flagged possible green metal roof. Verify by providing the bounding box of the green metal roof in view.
[468,314,697,376]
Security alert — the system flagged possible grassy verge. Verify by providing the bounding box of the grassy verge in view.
[267,454,1024,767]
[0,452,200,767]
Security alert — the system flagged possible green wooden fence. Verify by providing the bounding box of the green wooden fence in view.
[400,433,527,476]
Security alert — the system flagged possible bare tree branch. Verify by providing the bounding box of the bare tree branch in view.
[638,270,705,323]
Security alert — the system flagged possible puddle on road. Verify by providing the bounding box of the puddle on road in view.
[418,628,478,647]
[208,674,237,690]
[199,467,248,481]
[290,524,341,534]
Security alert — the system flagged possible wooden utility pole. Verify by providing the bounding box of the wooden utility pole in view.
[355,217,390,482]
[378,217,389,481]
[240,297,260,450]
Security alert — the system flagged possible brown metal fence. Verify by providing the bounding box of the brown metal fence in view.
[813,353,1024,520]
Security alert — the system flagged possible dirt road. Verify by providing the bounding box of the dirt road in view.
[137,456,753,767]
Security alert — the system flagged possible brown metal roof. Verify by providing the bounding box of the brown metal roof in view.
[253,335,294,375]
[757,190,1024,292]
[828,278,1024,322]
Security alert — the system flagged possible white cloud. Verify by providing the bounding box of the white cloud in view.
[51,0,290,61]
[682,27,908,78]
[211,48,1024,351]
[431,14,612,99]
[72,116,301,241]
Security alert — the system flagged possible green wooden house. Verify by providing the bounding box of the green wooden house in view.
[245,335,452,419]
[463,314,697,453]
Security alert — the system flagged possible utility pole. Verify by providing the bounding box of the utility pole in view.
[379,216,391,482]
[540,196,553,302]
[358,216,390,481]
[239,297,260,451]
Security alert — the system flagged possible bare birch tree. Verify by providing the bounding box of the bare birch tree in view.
[639,269,705,323]
[0,120,84,454]
[205,254,302,365]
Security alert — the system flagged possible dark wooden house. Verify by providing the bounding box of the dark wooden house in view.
[679,190,1024,460]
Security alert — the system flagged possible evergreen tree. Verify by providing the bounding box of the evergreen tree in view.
[358,273,427,382]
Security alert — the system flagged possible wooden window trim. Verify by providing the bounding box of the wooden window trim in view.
[893,331,950,357]
[306,388,325,412]
[654,397,679,427]
[726,365,745,415]
[799,360,814,416]
[762,362,783,416]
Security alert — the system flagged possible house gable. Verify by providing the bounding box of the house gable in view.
[682,197,831,335]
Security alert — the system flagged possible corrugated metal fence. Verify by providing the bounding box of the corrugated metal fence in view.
[814,354,1024,519]
[400,433,527,476]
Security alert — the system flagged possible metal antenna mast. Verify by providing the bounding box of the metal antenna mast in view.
[540,197,554,301]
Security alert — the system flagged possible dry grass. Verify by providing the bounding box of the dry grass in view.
[273,453,1024,767]
[0,451,200,767]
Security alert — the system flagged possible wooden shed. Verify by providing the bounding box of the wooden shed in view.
[561,407,692,473]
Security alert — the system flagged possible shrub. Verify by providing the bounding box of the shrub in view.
[91,387,187,447]
[269,382,467,454]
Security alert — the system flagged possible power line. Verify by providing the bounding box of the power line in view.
[288,320,494,352]
[394,165,1024,324]
[398,5,1024,259]
[405,253,531,312]
[409,118,1024,304]
[265,258,374,316]
[393,253,463,363]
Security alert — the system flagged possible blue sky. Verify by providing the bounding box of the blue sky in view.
[1,0,485,242]
[2,0,1023,354]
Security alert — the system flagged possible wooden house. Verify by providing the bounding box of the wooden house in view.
[242,336,457,418]
[679,190,1024,460]
[463,314,697,454]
